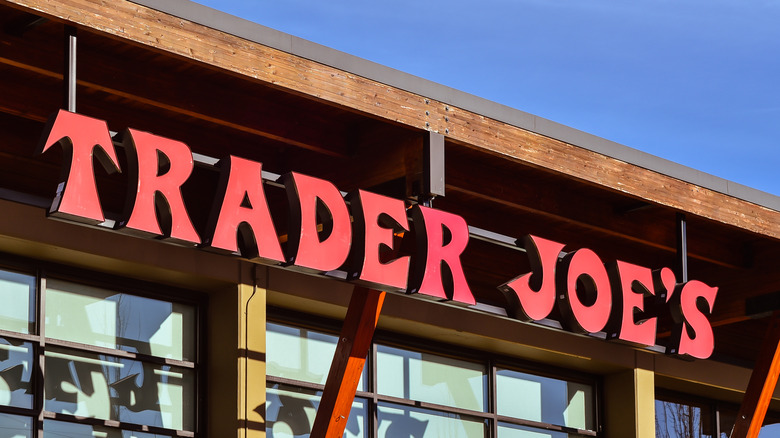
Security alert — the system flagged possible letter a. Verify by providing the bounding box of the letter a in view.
[204,156,284,263]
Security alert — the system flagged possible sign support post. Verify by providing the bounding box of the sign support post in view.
[311,286,385,437]
[732,312,780,438]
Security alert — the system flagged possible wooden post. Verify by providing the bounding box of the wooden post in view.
[732,313,780,438]
[311,287,385,438]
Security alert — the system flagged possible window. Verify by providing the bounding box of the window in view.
[266,318,599,438]
[0,266,200,437]
[655,391,780,438]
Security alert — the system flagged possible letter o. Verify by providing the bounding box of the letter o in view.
[557,248,611,334]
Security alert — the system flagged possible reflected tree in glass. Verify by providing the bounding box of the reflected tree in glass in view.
[266,384,366,438]
[0,339,32,409]
[655,399,712,438]
[44,348,193,431]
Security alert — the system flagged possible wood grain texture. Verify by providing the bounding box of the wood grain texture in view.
[4,0,780,241]
[732,314,780,438]
[310,287,385,438]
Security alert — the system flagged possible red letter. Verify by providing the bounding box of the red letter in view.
[118,128,199,245]
[407,205,475,305]
[283,172,351,272]
[556,249,611,334]
[204,156,284,263]
[347,190,410,291]
[669,281,718,359]
[499,235,565,321]
[606,261,657,346]
[36,110,121,223]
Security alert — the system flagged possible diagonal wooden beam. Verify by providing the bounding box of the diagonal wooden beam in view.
[311,286,385,438]
[731,312,780,438]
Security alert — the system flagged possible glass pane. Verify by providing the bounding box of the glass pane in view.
[45,279,195,361]
[0,270,34,334]
[44,420,172,437]
[0,338,33,409]
[498,423,570,438]
[377,345,486,412]
[266,384,367,437]
[44,347,195,432]
[0,412,32,438]
[377,402,485,438]
[719,407,736,438]
[759,423,780,438]
[266,322,366,390]
[496,369,594,431]
[655,398,713,438]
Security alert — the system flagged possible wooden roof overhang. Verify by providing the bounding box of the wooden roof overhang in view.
[2,0,780,393]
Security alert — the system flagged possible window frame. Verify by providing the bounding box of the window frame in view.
[655,388,780,438]
[267,306,602,438]
[0,255,206,437]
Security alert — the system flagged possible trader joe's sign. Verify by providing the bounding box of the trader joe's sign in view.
[37,110,718,359]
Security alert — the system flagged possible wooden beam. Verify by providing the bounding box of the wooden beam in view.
[310,287,385,438]
[445,157,746,269]
[297,127,421,194]
[0,31,349,157]
[732,313,780,438]
[4,0,780,242]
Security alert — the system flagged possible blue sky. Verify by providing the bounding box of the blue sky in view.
[194,0,780,196]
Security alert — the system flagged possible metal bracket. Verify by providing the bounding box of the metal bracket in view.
[63,25,77,112]
[421,131,445,207]
[676,213,688,283]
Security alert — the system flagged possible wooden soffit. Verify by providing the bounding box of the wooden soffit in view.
[3,0,780,240]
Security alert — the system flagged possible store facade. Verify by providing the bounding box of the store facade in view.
[2,0,780,437]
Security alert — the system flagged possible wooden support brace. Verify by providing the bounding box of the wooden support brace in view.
[310,287,385,438]
[732,312,780,438]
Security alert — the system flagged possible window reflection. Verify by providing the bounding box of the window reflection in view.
[377,345,486,412]
[45,280,195,361]
[718,408,736,438]
[0,338,32,409]
[44,348,193,431]
[760,422,780,438]
[498,422,570,438]
[377,402,485,438]
[496,369,593,431]
[0,412,32,438]
[267,323,366,390]
[266,321,597,438]
[44,420,171,437]
[266,384,366,438]
[654,398,713,438]
[0,270,34,335]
